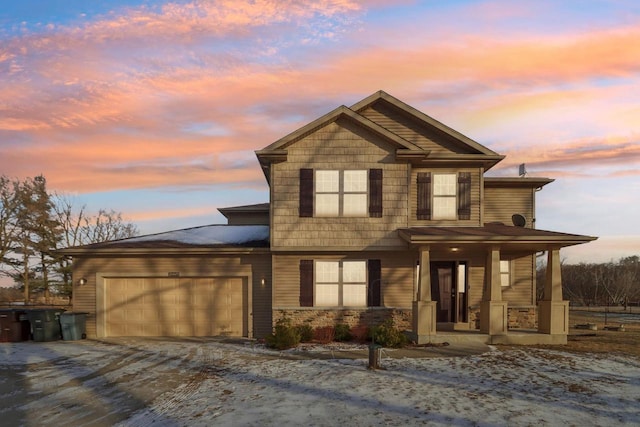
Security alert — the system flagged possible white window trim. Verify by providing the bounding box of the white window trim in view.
[314,260,367,307]
[315,170,368,217]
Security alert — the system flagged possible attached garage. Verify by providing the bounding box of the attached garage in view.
[103,277,246,337]
[62,224,272,339]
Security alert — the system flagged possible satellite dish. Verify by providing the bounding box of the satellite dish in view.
[512,214,526,227]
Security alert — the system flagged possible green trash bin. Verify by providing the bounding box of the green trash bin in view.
[59,312,88,341]
[27,309,64,342]
[0,309,30,342]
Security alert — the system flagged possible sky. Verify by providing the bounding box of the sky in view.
[0,0,638,264]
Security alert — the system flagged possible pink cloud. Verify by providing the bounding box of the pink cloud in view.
[2,0,639,198]
[490,135,640,177]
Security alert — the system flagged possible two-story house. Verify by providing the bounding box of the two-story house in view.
[63,91,595,344]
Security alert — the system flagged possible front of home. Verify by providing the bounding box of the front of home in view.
[62,91,595,344]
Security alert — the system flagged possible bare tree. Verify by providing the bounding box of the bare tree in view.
[81,209,139,244]
[52,195,139,297]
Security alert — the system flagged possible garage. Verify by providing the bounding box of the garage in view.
[104,277,246,337]
[62,224,271,339]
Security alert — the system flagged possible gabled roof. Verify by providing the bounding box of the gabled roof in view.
[257,104,421,153]
[255,91,506,183]
[59,225,270,255]
[350,90,503,158]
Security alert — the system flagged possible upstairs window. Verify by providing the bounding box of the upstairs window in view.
[433,173,457,219]
[299,169,382,218]
[315,170,367,216]
[417,171,471,221]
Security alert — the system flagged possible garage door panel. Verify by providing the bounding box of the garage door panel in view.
[105,277,244,337]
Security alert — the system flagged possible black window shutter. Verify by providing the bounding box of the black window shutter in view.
[368,169,383,218]
[300,260,314,307]
[367,259,381,307]
[299,169,313,217]
[417,172,431,220]
[457,172,471,220]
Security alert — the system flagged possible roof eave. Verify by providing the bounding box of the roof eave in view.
[484,177,555,189]
[397,230,597,247]
[58,247,272,256]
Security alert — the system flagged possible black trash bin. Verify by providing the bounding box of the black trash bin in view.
[59,312,88,341]
[26,309,64,342]
[0,309,31,342]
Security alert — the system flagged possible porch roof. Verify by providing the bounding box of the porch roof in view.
[398,223,596,251]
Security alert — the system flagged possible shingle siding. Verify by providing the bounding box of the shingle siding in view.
[271,119,408,249]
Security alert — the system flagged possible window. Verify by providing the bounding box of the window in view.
[433,173,457,219]
[315,260,367,307]
[299,168,382,218]
[416,171,471,220]
[315,170,367,217]
[500,260,511,287]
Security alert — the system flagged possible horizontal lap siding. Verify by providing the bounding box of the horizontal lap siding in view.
[273,252,414,308]
[360,104,476,154]
[467,255,534,308]
[271,119,408,249]
[244,254,272,338]
[484,187,534,226]
[503,255,535,306]
[72,255,270,338]
[409,168,482,226]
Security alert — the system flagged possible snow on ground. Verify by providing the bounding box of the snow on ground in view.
[1,339,639,426]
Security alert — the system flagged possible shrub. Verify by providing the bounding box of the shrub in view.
[296,324,314,343]
[349,325,369,342]
[313,326,335,343]
[265,318,301,350]
[369,318,408,348]
[334,324,352,342]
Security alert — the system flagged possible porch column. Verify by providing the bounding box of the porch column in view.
[538,248,569,338]
[412,246,437,342]
[480,246,508,335]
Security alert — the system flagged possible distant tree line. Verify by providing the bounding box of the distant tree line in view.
[537,255,640,306]
[0,175,138,303]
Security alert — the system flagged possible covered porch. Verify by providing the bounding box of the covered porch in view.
[398,223,596,345]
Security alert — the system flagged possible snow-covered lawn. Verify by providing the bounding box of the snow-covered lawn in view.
[1,339,639,426]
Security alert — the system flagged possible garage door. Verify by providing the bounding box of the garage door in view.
[104,277,245,337]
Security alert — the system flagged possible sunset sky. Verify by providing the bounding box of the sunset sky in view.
[1,0,638,263]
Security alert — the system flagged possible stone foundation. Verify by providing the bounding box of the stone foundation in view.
[272,308,412,332]
[469,306,537,330]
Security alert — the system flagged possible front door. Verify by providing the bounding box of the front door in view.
[430,262,467,323]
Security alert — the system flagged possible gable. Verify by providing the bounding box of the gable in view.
[351,91,501,157]
[256,91,505,183]
[359,102,480,155]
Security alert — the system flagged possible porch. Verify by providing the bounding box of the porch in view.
[399,223,596,345]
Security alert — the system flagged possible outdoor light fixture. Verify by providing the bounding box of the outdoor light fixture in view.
[260,278,266,286]
[78,278,87,286]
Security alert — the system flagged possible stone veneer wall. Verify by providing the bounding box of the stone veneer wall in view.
[272,308,412,331]
[469,306,537,330]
